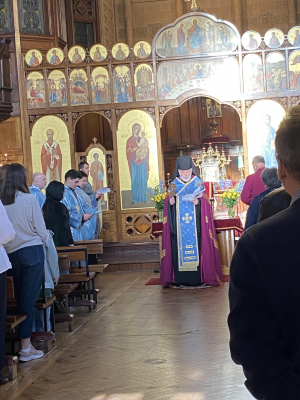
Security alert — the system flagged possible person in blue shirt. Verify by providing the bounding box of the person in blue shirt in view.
[29,173,47,208]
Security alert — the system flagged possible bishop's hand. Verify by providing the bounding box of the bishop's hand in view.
[190,197,199,205]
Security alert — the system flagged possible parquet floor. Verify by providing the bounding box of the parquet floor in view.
[1,272,253,400]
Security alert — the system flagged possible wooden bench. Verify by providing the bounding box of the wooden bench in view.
[53,283,78,332]
[56,246,96,311]
[4,355,18,381]
[74,240,107,274]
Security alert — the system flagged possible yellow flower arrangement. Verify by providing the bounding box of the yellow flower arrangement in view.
[221,189,240,217]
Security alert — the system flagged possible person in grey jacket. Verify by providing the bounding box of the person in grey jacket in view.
[2,164,47,362]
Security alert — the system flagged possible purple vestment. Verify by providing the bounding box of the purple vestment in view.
[160,192,224,286]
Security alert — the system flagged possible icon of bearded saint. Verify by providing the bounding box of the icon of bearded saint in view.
[41,129,62,182]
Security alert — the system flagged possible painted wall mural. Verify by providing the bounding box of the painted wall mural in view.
[48,70,67,107]
[25,49,42,67]
[69,68,89,106]
[112,43,130,60]
[31,116,71,183]
[288,26,300,46]
[47,48,64,66]
[87,147,108,211]
[113,65,133,103]
[134,41,151,59]
[241,30,261,50]
[68,45,86,64]
[155,15,239,58]
[117,110,159,210]
[0,0,12,33]
[134,64,155,101]
[90,44,107,62]
[18,0,44,34]
[157,57,240,100]
[265,28,284,49]
[289,50,300,89]
[243,54,264,93]
[247,100,285,172]
[91,67,111,104]
[26,71,46,109]
[266,52,286,91]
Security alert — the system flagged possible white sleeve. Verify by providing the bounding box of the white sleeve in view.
[0,200,15,245]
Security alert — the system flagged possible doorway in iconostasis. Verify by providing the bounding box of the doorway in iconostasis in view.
[161,96,243,181]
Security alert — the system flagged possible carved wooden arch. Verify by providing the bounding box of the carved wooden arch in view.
[29,114,68,135]
[116,108,155,127]
[72,110,112,134]
[159,92,242,127]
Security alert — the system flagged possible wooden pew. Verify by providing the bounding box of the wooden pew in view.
[73,240,108,274]
[56,246,96,311]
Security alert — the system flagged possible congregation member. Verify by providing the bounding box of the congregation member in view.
[77,171,98,240]
[228,106,300,400]
[42,181,74,247]
[241,156,266,205]
[29,172,47,207]
[160,156,223,287]
[62,169,92,241]
[244,168,282,230]
[2,164,47,362]
[258,186,291,222]
[0,200,15,385]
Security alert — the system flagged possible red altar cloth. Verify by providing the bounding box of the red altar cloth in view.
[214,217,244,234]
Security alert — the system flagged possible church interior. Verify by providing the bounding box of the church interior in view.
[1,0,300,398]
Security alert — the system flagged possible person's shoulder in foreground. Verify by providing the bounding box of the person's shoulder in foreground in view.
[229,202,300,400]
[228,105,300,400]
[258,186,292,222]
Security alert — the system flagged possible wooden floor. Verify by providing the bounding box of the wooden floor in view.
[1,272,253,400]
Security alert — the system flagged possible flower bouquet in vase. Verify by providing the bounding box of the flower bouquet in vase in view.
[148,181,167,222]
[220,189,240,218]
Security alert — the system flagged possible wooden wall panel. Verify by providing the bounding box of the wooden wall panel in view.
[161,97,243,181]
[75,113,113,152]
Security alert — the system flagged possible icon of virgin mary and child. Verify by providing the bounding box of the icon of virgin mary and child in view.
[126,123,150,203]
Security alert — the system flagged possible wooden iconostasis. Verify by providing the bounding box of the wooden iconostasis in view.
[161,97,243,181]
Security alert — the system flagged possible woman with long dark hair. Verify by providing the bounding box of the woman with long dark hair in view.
[42,181,73,247]
[0,164,9,196]
[2,164,47,362]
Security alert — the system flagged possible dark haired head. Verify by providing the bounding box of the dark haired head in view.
[2,163,29,205]
[78,161,89,171]
[78,170,88,178]
[0,164,9,197]
[46,181,65,201]
[65,169,81,182]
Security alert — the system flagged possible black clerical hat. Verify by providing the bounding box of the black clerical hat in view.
[172,156,200,180]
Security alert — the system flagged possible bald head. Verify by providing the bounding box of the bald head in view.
[32,172,47,189]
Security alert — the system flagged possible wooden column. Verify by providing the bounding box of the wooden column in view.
[233,0,243,35]
[124,0,134,47]
[175,0,184,18]
[288,0,297,27]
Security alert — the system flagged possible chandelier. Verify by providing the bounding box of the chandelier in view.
[192,143,231,180]
[184,0,199,12]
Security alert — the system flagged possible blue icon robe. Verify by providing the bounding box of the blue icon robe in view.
[61,186,84,241]
[29,185,46,208]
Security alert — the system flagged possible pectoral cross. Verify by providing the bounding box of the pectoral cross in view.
[183,213,192,224]
[92,137,97,144]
